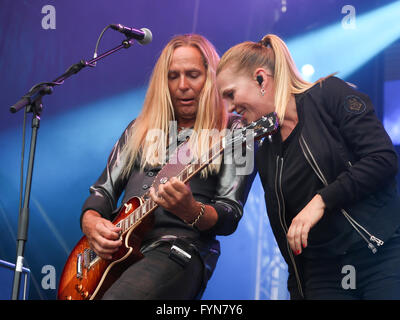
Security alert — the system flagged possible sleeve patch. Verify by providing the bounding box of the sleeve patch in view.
[344,95,366,114]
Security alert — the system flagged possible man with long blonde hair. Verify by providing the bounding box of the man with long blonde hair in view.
[80,34,255,299]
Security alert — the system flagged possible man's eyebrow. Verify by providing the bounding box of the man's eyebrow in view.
[168,67,203,73]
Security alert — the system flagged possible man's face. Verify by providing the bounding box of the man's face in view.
[168,46,207,124]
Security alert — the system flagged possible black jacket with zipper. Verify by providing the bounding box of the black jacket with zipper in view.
[256,76,400,299]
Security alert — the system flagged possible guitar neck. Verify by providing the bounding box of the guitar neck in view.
[117,112,279,235]
[117,138,225,234]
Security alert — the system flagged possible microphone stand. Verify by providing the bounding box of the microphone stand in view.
[9,36,136,300]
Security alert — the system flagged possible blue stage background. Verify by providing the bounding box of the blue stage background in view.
[0,0,399,300]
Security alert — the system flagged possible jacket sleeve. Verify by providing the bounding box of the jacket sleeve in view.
[317,77,398,210]
[80,121,134,227]
[204,115,257,236]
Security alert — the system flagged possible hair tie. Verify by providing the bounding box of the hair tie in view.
[259,37,271,48]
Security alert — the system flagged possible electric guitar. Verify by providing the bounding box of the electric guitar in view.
[57,113,279,300]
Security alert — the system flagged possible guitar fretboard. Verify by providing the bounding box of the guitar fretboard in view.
[116,138,227,234]
[116,113,278,235]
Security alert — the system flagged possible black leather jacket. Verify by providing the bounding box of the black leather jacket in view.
[256,77,400,299]
[81,114,255,279]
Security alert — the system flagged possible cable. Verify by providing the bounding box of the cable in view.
[91,24,113,67]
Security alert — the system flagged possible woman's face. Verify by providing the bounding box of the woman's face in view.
[168,46,207,125]
[217,66,274,124]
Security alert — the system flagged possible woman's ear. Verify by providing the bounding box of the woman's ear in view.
[253,68,271,86]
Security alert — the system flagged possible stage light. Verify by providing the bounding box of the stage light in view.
[281,0,287,13]
[287,1,400,81]
[301,64,315,81]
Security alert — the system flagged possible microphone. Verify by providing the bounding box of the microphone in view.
[110,24,152,45]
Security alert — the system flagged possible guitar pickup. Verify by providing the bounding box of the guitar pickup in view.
[76,253,82,278]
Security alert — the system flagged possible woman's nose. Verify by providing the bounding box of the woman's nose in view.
[227,103,235,113]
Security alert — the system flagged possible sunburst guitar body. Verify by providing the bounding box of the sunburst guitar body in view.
[57,197,154,300]
[57,112,279,300]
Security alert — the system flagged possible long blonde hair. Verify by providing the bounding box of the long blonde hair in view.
[122,34,227,178]
[217,34,317,124]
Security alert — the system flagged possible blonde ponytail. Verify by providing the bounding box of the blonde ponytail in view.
[218,34,317,124]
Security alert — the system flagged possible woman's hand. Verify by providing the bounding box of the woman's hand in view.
[81,210,122,260]
[287,194,326,255]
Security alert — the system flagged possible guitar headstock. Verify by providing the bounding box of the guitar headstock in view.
[228,112,279,147]
[242,112,279,141]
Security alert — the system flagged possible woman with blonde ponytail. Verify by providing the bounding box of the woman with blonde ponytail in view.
[79,34,255,299]
[217,34,400,299]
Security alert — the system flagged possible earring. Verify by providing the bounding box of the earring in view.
[261,87,265,96]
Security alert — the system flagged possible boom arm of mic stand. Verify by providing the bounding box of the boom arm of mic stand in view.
[9,37,135,114]
[9,36,136,300]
